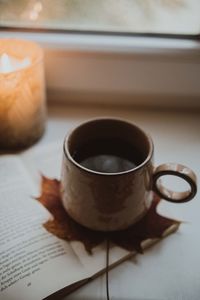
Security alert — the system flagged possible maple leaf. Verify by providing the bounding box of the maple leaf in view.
[36,176,181,254]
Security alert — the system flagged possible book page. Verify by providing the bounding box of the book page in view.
[0,143,176,299]
[0,147,135,300]
[0,156,88,300]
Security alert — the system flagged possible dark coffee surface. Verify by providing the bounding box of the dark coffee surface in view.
[73,138,142,173]
[80,154,136,173]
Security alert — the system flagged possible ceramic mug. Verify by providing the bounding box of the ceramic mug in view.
[61,118,197,231]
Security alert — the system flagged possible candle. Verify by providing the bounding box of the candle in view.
[0,39,46,150]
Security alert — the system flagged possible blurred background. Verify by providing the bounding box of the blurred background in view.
[0,0,199,35]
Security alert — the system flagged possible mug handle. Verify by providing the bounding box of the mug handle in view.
[152,163,197,203]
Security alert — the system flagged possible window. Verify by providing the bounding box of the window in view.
[1,0,200,36]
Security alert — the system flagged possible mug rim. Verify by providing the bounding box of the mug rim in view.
[63,117,154,176]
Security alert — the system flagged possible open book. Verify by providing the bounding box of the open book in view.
[0,141,177,300]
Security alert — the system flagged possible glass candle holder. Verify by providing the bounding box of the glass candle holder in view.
[0,38,46,150]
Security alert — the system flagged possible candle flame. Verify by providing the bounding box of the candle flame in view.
[0,53,31,74]
[0,53,12,73]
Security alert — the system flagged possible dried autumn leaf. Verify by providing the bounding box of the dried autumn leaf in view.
[36,176,181,254]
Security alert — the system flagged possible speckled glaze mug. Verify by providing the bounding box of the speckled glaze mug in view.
[61,118,197,231]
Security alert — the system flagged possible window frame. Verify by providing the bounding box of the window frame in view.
[0,28,200,108]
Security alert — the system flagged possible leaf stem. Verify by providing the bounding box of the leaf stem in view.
[106,238,110,300]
